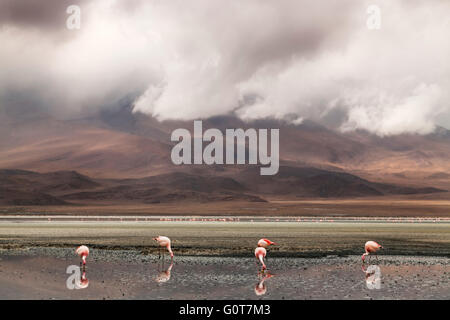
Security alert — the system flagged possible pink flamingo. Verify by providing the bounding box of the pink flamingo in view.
[361,241,383,263]
[75,245,89,269]
[255,239,276,270]
[153,236,174,259]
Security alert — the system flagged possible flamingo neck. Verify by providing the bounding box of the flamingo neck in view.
[258,253,265,268]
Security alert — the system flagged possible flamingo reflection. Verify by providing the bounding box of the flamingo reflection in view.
[362,264,381,289]
[254,271,274,296]
[77,269,89,289]
[155,260,174,283]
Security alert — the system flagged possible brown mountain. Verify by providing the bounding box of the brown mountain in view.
[0,168,444,205]
[0,107,172,178]
[0,187,67,206]
[0,105,448,204]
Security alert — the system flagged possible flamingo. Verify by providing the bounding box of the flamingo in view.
[153,236,174,259]
[361,241,383,263]
[75,245,89,269]
[255,239,276,270]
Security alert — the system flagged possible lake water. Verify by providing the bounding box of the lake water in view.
[0,248,448,299]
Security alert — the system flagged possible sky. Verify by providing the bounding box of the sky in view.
[0,0,449,135]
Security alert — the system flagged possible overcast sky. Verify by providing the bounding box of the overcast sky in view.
[0,0,449,135]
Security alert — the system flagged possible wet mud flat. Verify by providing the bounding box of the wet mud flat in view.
[0,247,448,300]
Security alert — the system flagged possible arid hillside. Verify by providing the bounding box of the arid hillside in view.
[0,105,449,205]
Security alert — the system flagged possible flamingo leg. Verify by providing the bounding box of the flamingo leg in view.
[255,256,265,272]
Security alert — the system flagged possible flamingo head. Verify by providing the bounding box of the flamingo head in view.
[258,239,277,248]
[361,254,366,262]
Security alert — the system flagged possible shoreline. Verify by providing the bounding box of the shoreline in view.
[1,220,449,257]
[1,214,450,222]
[2,245,450,259]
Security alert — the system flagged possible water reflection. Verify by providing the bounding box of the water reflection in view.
[78,268,89,289]
[155,260,174,283]
[254,271,274,296]
[66,264,89,290]
[362,264,381,289]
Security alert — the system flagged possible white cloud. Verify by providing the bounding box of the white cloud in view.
[0,0,449,134]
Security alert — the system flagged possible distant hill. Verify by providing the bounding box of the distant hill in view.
[0,187,67,205]
[0,168,445,205]
[0,105,448,204]
[228,166,445,198]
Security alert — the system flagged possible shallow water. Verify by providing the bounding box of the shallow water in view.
[0,248,449,299]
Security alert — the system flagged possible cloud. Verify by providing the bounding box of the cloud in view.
[235,1,450,135]
[0,0,448,134]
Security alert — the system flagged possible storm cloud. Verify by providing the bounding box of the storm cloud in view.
[0,0,449,135]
